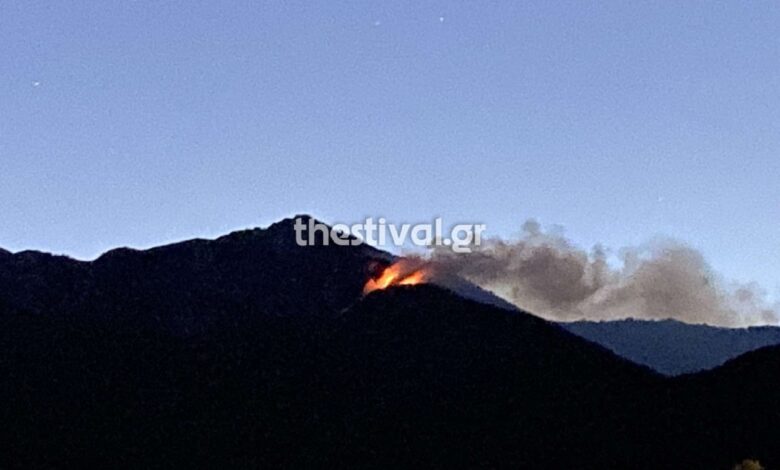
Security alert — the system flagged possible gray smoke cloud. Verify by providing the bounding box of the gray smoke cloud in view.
[429,220,778,327]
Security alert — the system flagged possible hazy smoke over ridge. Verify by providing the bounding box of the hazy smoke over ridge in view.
[429,220,778,327]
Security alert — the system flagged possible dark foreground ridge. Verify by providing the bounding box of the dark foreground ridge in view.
[1,217,778,468]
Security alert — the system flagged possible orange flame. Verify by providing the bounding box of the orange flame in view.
[363,260,429,295]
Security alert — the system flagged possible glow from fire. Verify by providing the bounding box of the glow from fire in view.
[363,261,429,294]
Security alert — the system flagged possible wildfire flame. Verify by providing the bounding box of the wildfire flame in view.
[363,260,429,295]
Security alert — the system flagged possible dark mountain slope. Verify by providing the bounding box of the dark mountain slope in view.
[561,319,780,375]
[0,282,667,469]
[665,345,780,469]
[1,219,779,468]
[323,285,665,468]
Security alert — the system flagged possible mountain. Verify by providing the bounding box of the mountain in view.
[326,285,669,468]
[1,216,779,468]
[0,216,390,328]
[666,344,780,467]
[561,319,780,375]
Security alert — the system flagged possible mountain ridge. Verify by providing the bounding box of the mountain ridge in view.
[561,318,780,375]
[1,216,779,468]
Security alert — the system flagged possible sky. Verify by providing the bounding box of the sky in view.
[1,1,778,299]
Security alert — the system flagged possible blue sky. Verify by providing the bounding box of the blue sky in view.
[1,1,778,297]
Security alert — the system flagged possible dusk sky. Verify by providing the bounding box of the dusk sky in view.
[1,1,778,299]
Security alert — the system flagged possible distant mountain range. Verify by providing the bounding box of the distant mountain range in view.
[561,319,780,375]
[1,216,778,468]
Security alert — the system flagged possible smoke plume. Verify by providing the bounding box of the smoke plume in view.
[429,220,778,327]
